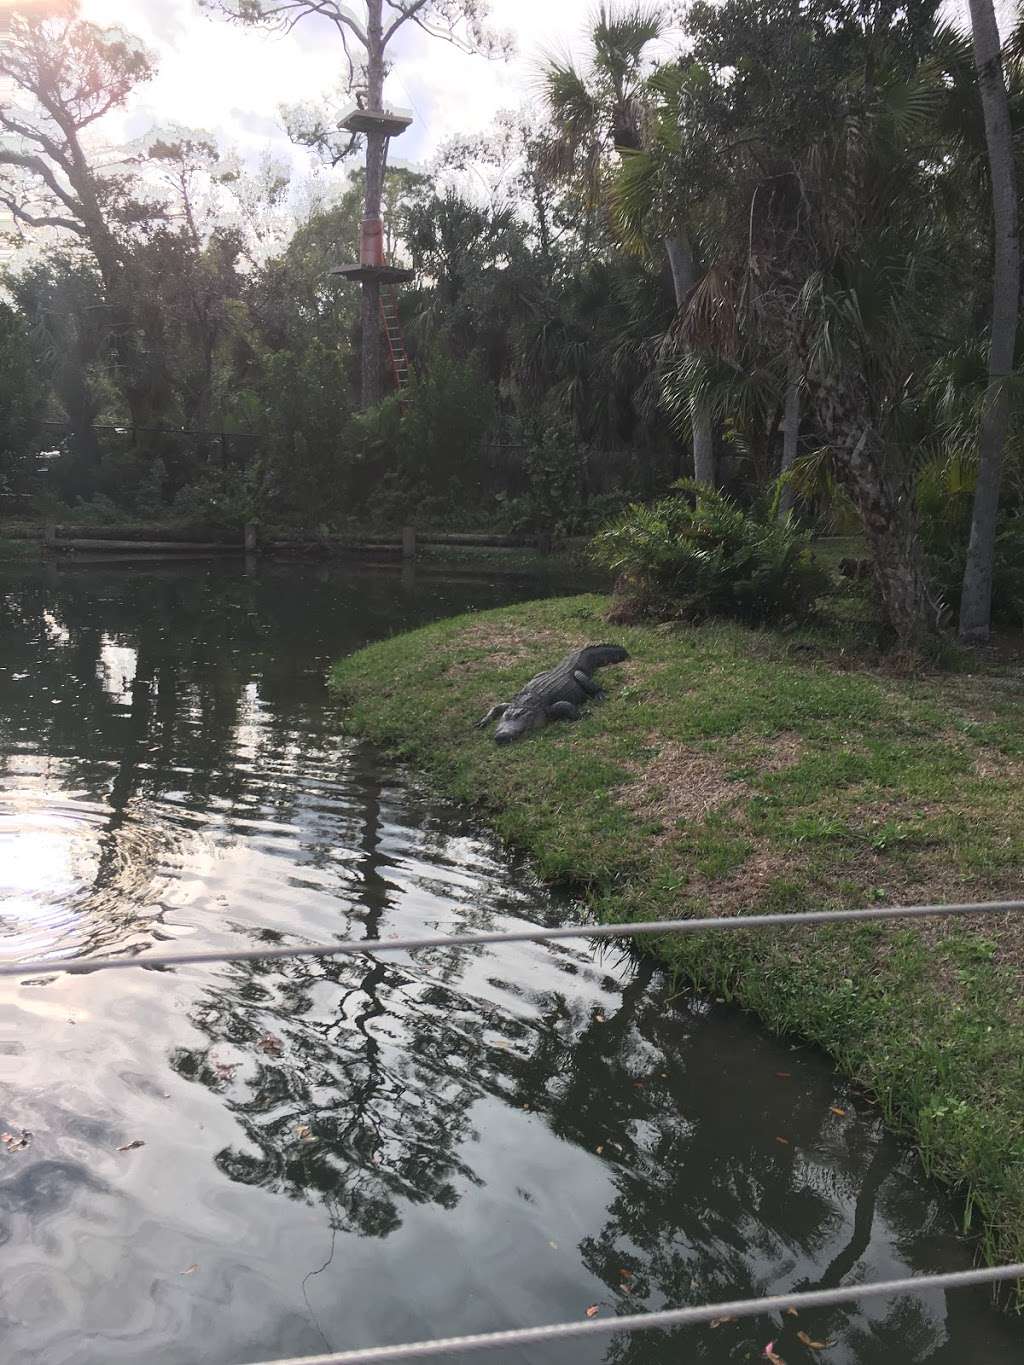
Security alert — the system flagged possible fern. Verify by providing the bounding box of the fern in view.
[591,481,829,624]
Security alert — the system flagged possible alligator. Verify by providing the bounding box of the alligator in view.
[476,644,630,744]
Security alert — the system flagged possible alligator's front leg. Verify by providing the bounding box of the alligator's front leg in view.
[573,670,606,701]
[547,700,581,723]
[475,703,509,729]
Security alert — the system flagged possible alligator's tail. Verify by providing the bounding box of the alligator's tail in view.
[578,643,630,670]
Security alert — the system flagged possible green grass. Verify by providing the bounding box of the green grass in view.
[329,594,1024,1270]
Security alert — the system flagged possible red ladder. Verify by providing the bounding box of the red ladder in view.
[380,286,411,399]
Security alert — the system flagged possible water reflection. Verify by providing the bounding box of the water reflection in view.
[1,561,1022,1365]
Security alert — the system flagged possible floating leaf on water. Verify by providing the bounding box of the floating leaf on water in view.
[594,1014,605,1023]
[709,1316,736,1328]
[785,1307,799,1317]
[776,1072,791,1079]
[180,1264,198,1275]
[1,1130,31,1152]
[548,1241,558,1250]
[619,1268,633,1280]
[595,1145,604,1155]
[257,1033,284,1056]
[797,1331,834,1350]
[830,1107,847,1117]
[213,1062,238,1081]
[585,1305,600,1318]
[763,1341,786,1363]
[295,1124,315,1143]
[775,1136,790,1146]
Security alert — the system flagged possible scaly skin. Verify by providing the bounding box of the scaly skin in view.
[476,644,629,744]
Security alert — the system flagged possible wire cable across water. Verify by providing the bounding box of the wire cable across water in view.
[240,1262,1024,1364]
[6,897,1024,1362]
[3,898,1023,978]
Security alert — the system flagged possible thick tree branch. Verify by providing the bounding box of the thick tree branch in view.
[0,148,82,216]
[0,108,68,165]
[0,191,87,236]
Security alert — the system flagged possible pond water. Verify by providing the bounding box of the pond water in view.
[1,558,1021,1365]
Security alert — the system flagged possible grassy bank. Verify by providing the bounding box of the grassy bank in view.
[330,594,1024,1268]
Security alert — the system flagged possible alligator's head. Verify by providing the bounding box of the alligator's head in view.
[493,703,545,745]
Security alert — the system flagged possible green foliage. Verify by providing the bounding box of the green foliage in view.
[170,466,259,530]
[496,423,587,534]
[396,354,495,505]
[255,338,356,524]
[921,497,1024,628]
[591,481,829,623]
[0,301,42,496]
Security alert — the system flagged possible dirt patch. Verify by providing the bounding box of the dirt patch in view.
[445,622,567,675]
[619,732,804,836]
[751,731,804,774]
[620,742,744,830]
[686,844,804,915]
[972,748,1024,781]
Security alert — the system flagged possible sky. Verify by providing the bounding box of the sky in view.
[76,0,608,195]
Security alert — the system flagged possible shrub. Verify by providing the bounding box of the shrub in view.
[591,481,829,624]
[170,467,259,531]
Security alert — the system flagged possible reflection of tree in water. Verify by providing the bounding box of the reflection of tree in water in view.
[561,1000,978,1365]
[171,949,503,1239]
[0,565,537,957]
[3,563,1002,1362]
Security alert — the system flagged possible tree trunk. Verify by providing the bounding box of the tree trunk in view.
[360,273,382,410]
[778,360,800,520]
[360,0,386,411]
[958,0,1020,643]
[664,233,715,488]
[812,374,936,645]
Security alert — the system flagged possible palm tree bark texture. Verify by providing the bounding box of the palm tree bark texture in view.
[807,371,935,645]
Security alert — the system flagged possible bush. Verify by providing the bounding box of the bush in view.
[170,466,259,531]
[591,481,829,624]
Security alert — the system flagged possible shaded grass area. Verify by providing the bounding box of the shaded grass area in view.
[331,594,1024,1269]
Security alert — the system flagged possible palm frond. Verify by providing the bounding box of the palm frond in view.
[591,2,665,91]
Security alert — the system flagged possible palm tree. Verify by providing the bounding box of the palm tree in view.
[958,0,1020,642]
[541,3,717,485]
[615,0,965,644]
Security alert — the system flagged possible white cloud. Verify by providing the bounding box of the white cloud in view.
[79,0,600,179]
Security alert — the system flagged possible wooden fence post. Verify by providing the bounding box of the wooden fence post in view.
[402,525,416,560]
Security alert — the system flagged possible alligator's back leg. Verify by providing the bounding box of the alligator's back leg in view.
[476,703,509,729]
[547,700,581,723]
[573,670,606,701]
